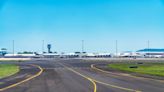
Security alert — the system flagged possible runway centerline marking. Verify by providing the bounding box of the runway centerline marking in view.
[91,64,142,92]
[58,62,97,92]
[0,64,43,91]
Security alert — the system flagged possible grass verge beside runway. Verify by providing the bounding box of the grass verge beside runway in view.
[108,62,164,77]
[0,64,19,79]
[0,60,26,62]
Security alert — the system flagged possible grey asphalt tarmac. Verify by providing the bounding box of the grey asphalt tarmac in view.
[1,58,164,92]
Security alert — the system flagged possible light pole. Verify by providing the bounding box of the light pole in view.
[148,40,150,50]
[82,40,84,53]
[42,40,44,54]
[80,40,85,58]
[147,40,150,58]
[12,40,15,56]
[115,40,118,58]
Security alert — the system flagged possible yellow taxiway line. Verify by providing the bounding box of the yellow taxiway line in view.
[59,62,141,92]
[0,64,43,91]
[58,62,97,92]
[91,64,164,83]
[94,80,141,92]
[91,64,141,92]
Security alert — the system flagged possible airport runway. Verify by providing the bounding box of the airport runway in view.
[1,59,164,92]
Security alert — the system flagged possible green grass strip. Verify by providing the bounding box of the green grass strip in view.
[109,62,164,77]
[0,64,19,79]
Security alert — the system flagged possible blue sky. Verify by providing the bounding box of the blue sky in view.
[0,0,164,53]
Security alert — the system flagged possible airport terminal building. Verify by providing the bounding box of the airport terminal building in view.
[136,49,164,58]
[117,48,164,58]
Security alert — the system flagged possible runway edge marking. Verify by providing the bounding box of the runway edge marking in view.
[58,62,97,92]
[91,64,141,92]
[0,64,44,91]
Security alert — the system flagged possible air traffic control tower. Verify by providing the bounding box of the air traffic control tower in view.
[47,44,52,53]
